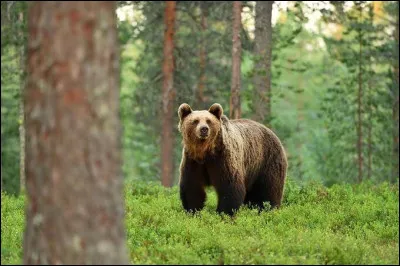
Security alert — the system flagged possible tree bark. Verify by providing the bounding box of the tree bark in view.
[230,1,242,120]
[393,1,399,182]
[23,2,129,264]
[19,10,26,193]
[253,1,273,125]
[197,1,208,109]
[161,1,176,187]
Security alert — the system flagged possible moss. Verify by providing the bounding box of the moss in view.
[2,180,399,264]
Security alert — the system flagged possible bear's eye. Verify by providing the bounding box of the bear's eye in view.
[192,119,199,125]
[206,119,211,124]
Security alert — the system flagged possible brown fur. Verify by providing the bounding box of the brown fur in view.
[177,103,288,216]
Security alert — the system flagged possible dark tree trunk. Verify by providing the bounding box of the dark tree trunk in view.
[197,1,208,109]
[230,1,242,120]
[161,1,176,187]
[253,1,273,125]
[23,2,129,264]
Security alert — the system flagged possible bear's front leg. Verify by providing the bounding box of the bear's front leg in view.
[180,184,206,213]
[179,156,208,214]
[215,181,246,216]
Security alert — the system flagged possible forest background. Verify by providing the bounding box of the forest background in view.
[2,1,398,193]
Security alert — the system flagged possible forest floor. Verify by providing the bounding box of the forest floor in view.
[1,179,399,265]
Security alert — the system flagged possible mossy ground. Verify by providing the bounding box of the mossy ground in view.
[2,179,399,264]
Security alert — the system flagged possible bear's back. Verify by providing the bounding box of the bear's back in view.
[221,115,287,173]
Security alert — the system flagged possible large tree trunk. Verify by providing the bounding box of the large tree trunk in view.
[230,1,242,120]
[197,1,208,109]
[161,1,176,187]
[357,3,363,183]
[19,10,26,193]
[393,2,399,183]
[253,1,273,125]
[23,2,129,264]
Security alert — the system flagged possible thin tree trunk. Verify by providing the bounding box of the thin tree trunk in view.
[161,1,176,187]
[393,1,399,182]
[367,77,372,180]
[357,4,363,183]
[296,77,304,180]
[367,4,373,180]
[23,2,129,264]
[19,11,26,193]
[230,1,242,120]
[253,1,273,125]
[197,1,208,109]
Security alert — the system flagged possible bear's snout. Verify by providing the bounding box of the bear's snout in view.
[200,126,208,134]
[198,125,209,138]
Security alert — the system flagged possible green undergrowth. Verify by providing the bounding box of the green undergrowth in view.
[1,179,399,265]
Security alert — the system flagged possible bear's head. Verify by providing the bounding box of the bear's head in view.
[178,103,223,161]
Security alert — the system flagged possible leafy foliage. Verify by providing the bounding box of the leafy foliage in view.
[1,1,27,195]
[321,1,396,184]
[1,192,25,264]
[2,181,399,264]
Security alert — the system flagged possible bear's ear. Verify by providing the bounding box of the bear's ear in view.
[178,103,193,121]
[208,103,223,120]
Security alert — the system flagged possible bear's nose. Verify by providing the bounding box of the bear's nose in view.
[200,126,209,135]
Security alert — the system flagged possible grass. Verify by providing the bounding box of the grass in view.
[1,179,399,265]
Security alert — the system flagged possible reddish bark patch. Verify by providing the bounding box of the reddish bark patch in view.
[63,89,85,105]
[80,238,86,249]
[69,9,80,23]
[43,130,49,140]
[101,213,110,226]
[55,62,69,75]
[56,12,63,22]
[83,21,94,37]
[30,28,38,41]
[27,87,44,103]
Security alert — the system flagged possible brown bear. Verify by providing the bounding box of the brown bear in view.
[177,103,288,216]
